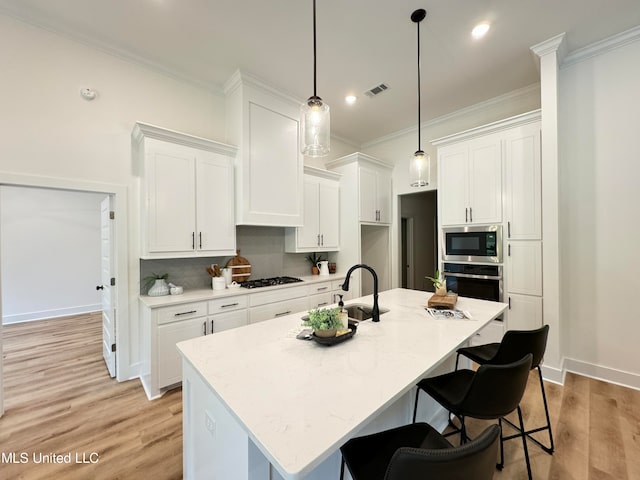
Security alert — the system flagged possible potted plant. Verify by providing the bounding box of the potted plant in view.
[303,306,342,337]
[143,272,169,296]
[426,270,447,296]
[306,252,326,275]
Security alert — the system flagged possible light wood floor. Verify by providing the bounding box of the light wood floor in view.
[1,314,639,479]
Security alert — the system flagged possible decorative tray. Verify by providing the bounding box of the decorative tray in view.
[311,323,357,346]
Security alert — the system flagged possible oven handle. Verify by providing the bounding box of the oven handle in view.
[443,272,502,281]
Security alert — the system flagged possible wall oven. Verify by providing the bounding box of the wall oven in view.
[442,225,502,264]
[443,263,503,304]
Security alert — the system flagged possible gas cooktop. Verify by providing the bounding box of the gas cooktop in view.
[239,276,303,289]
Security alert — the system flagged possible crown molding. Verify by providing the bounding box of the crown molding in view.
[303,165,342,181]
[132,122,237,156]
[362,83,540,149]
[325,152,393,170]
[223,69,302,108]
[431,109,541,146]
[563,24,640,67]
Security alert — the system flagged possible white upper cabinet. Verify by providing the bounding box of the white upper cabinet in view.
[358,164,392,224]
[504,122,542,240]
[225,70,304,227]
[133,122,237,259]
[437,134,502,226]
[285,166,341,252]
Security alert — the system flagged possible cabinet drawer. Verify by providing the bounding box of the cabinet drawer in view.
[308,292,333,310]
[331,279,346,291]
[307,282,332,295]
[249,285,308,307]
[208,295,248,314]
[210,310,248,333]
[249,297,308,324]
[156,301,208,325]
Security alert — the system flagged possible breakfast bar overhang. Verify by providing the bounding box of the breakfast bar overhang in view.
[177,288,508,479]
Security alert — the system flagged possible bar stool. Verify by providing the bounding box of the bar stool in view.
[455,324,554,454]
[340,422,500,480]
[413,354,533,480]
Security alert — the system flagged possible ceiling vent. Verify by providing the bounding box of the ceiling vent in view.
[363,83,389,98]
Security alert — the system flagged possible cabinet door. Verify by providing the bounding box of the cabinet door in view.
[506,294,542,331]
[147,146,196,253]
[319,180,340,249]
[438,146,469,226]
[376,172,392,224]
[506,241,542,295]
[196,153,236,255]
[210,310,248,333]
[308,292,333,310]
[504,125,541,240]
[470,321,505,346]
[468,138,502,224]
[298,178,321,249]
[245,102,303,226]
[358,166,378,222]
[157,316,207,388]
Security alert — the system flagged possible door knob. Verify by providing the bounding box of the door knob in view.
[96,285,104,290]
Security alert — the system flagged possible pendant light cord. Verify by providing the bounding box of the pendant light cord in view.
[416,18,422,152]
[313,0,317,97]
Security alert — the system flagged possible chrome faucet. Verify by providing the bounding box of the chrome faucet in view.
[342,264,380,322]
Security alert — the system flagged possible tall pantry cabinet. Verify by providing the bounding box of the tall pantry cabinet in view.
[434,110,543,334]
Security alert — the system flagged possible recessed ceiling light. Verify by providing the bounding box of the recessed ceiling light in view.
[471,22,490,39]
[345,95,357,105]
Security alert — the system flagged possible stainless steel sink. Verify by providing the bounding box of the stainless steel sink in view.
[344,303,389,322]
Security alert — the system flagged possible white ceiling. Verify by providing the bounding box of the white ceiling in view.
[2,0,640,145]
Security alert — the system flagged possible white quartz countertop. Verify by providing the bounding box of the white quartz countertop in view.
[177,288,507,479]
[139,272,347,308]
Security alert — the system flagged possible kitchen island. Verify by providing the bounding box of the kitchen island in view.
[177,288,507,480]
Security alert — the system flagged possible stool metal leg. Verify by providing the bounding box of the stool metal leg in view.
[497,417,504,470]
[412,387,420,423]
[340,457,345,480]
[517,405,533,480]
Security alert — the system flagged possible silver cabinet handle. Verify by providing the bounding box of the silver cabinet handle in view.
[508,297,511,309]
[192,232,195,250]
[316,286,329,291]
[508,244,511,256]
[275,311,291,317]
[507,221,511,238]
[220,302,239,308]
[465,208,468,223]
[321,234,324,246]
[203,321,207,336]
[469,207,473,223]
[199,232,202,249]
[317,234,320,246]
[175,310,197,316]
[317,302,328,307]
[211,319,214,333]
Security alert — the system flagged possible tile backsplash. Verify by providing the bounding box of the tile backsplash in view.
[140,226,329,294]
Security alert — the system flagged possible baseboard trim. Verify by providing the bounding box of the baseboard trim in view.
[563,358,640,392]
[2,304,101,324]
[541,362,565,385]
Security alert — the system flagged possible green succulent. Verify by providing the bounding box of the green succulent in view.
[305,252,326,266]
[425,270,445,289]
[142,272,169,292]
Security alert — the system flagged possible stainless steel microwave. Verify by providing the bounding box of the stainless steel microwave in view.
[442,225,502,263]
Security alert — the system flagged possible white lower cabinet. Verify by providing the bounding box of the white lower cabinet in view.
[470,321,505,346]
[158,316,208,388]
[506,293,543,331]
[249,297,309,324]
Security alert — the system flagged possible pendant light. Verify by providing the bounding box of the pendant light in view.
[410,9,429,187]
[300,0,330,157]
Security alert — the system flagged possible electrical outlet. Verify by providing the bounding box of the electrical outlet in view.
[204,411,216,437]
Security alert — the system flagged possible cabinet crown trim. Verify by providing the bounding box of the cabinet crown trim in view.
[223,69,301,108]
[326,152,393,170]
[132,122,237,157]
[431,110,541,147]
[304,165,342,181]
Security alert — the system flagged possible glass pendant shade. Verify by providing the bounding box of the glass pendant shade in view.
[410,150,430,187]
[301,95,330,157]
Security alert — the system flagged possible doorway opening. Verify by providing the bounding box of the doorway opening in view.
[0,175,128,417]
[400,190,438,291]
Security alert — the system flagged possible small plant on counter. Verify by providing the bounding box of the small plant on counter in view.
[305,252,326,266]
[304,307,342,331]
[425,270,447,295]
[143,272,169,292]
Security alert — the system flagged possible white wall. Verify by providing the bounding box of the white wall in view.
[0,186,105,323]
[559,34,640,387]
[0,14,226,380]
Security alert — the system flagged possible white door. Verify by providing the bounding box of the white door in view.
[100,196,116,377]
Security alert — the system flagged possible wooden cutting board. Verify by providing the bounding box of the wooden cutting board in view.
[226,250,251,282]
[427,293,458,309]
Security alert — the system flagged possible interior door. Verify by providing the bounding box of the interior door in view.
[100,196,116,377]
